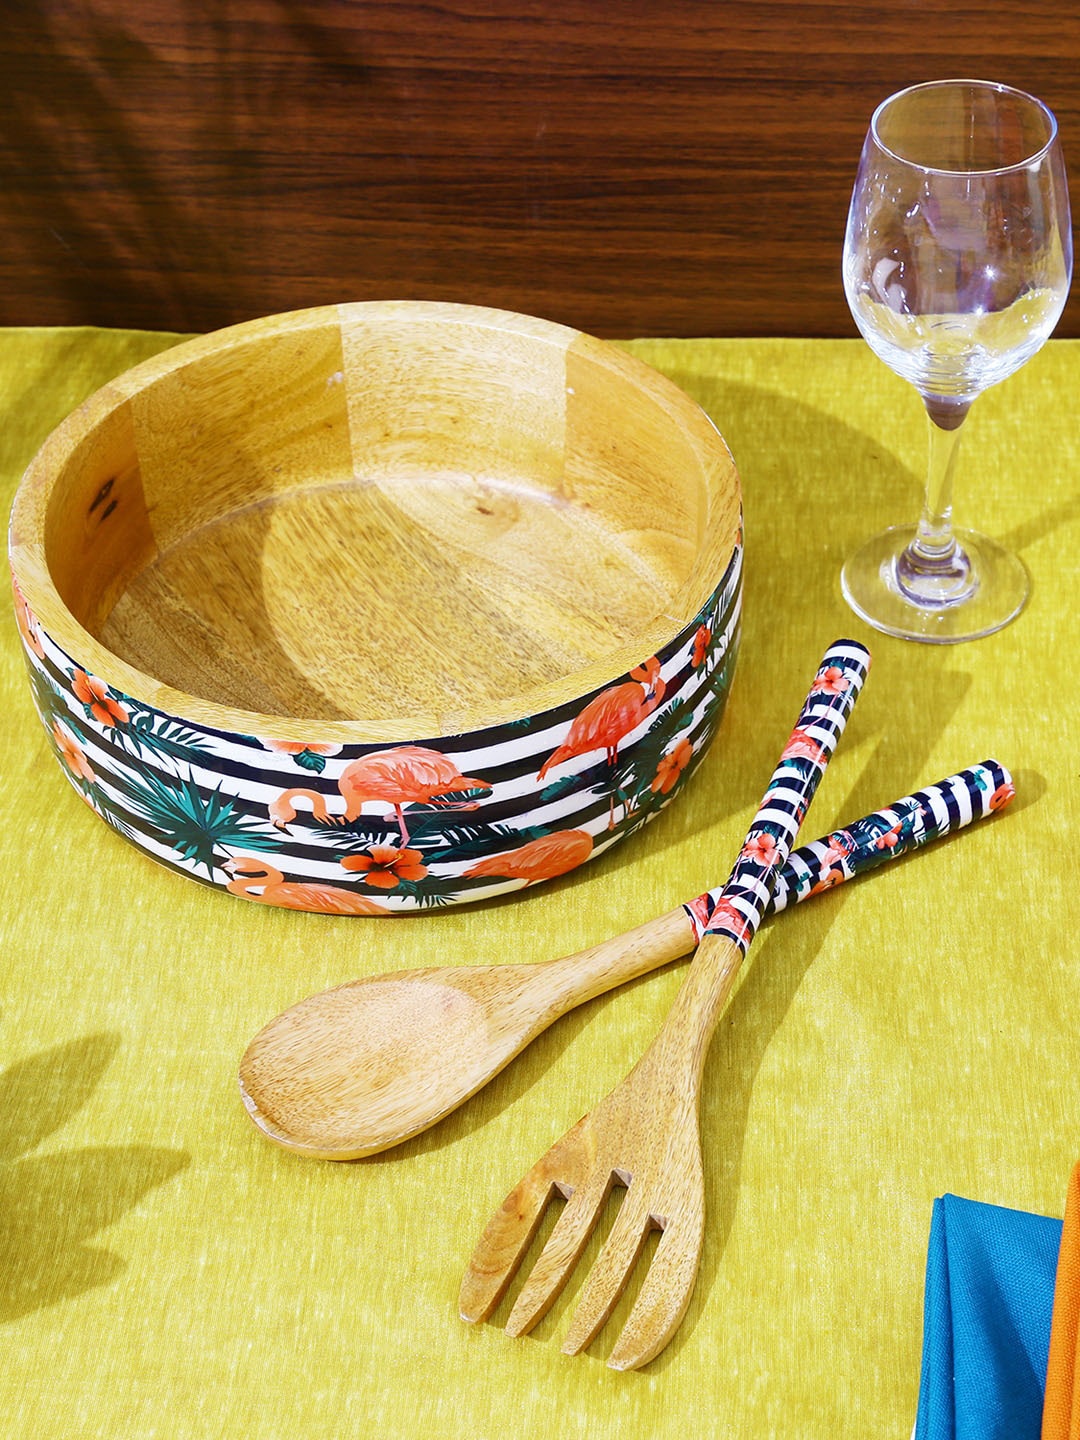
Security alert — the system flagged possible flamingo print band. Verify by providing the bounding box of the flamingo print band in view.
[685,758,1015,940]
[13,541,745,912]
[698,639,872,951]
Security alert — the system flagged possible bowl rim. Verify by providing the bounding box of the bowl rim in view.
[8,300,741,744]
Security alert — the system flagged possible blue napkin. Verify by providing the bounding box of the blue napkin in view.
[915,1193,1063,1439]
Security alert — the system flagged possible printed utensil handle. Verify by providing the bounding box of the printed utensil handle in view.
[700,639,871,950]
[767,758,1014,915]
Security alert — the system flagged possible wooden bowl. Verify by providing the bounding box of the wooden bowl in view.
[9,302,742,913]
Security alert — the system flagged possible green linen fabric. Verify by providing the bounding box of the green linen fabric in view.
[2,327,1078,1438]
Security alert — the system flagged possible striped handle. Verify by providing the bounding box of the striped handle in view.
[699,639,871,950]
[767,758,1014,915]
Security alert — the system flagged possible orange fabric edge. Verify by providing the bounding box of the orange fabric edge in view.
[1042,1164,1080,1439]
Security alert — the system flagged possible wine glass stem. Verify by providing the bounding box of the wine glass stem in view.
[895,402,977,606]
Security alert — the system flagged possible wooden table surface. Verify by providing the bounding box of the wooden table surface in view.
[1,1,1079,338]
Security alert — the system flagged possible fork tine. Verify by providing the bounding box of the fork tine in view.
[504,1174,614,1336]
[458,1162,558,1324]
[459,1116,593,1324]
[604,1221,704,1371]
[560,1198,655,1355]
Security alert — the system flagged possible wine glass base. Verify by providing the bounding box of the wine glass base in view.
[841,525,1029,644]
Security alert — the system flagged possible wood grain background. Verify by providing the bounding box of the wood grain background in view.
[1,0,1078,337]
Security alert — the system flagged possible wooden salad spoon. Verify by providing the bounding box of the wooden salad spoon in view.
[239,747,1011,1164]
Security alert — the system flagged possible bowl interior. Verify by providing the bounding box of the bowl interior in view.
[12,303,740,740]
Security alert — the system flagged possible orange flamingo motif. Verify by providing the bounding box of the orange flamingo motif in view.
[537,658,666,781]
[223,857,391,914]
[463,828,594,882]
[269,744,491,845]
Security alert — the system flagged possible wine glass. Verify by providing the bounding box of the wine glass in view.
[841,79,1072,642]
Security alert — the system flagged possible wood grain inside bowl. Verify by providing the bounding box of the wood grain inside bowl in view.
[11,301,740,740]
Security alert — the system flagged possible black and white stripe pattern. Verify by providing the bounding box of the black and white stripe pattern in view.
[769,759,1013,912]
[21,541,745,910]
[699,639,871,949]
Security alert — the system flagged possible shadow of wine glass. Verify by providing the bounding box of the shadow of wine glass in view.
[0,1033,191,1322]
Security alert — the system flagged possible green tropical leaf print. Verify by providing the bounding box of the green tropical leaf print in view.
[25,662,68,731]
[422,823,550,864]
[392,797,491,840]
[291,748,328,774]
[616,703,684,791]
[539,772,586,803]
[374,874,457,908]
[93,797,141,846]
[318,825,387,851]
[698,687,724,734]
[117,709,213,766]
[394,808,461,841]
[112,769,280,873]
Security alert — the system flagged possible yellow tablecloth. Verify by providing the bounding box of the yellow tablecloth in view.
[3,327,1079,1438]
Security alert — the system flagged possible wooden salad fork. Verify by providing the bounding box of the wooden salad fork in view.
[459,638,871,1369]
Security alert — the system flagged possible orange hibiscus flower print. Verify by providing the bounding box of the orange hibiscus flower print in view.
[811,665,850,696]
[72,670,129,728]
[741,830,780,868]
[341,845,428,890]
[651,737,693,795]
[52,721,96,784]
[691,625,712,668]
[989,781,1015,812]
